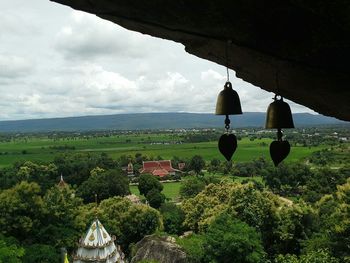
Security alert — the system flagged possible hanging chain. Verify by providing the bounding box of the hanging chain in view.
[226,40,230,82]
[277,128,283,141]
[224,115,230,132]
[275,69,280,96]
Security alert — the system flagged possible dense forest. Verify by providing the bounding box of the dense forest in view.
[0,126,349,262]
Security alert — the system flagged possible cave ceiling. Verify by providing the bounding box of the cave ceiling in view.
[51,0,350,121]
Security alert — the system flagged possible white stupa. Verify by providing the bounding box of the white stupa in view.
[72,218,126,263]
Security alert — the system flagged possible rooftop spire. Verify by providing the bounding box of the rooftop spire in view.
[58,174,67,188]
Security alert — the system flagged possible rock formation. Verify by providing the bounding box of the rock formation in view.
[131,235,188,263]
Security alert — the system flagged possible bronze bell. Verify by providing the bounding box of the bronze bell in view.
[215,81,242,115]
[265,95,294,129]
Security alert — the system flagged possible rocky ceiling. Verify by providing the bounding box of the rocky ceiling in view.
[51,0,350,121]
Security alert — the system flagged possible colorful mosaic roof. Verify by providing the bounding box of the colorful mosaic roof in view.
[73,219,125,263]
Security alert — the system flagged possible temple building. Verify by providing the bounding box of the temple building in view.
[139,160,180,177]
[72,218,126,263]
[127,162,134,177]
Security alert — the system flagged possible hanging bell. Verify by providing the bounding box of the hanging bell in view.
[265,95,294,167]
[215,81,242,161]
[215,81,242,115]
[265,95,294,129]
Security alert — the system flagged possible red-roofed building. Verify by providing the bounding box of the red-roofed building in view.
[140,160,180,177]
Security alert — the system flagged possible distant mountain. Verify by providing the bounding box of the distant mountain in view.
[0,112,346,133]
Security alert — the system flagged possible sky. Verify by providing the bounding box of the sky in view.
[0,0,314,121]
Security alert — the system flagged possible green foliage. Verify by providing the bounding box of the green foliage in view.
[304,178,350,261]
[208,158,221,173]
[160,203,185,235]
[146,188,166,209]
[273,202,317,256]
[275,249,339,263]
[77,169,130,203]
[0,181,43,241]
[97,197,162,250]
[176,234,206,263]
[181,181,320,258]
[181,182,235,231]
[0,235,24,263]
[204,212,265,263]
[179,177,206,199]
[262,163,313,196]
[16,161,58,193]
[188,155,205,174]
[138,174,163,196]
[232,157,271,178]
[54,153,116,186]
[302,167,349,202]
[38,185,86,249]
[23,244,59,263]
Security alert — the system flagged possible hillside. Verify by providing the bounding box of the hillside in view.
[0,112,345,132]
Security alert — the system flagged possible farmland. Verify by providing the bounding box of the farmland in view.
[0,132,328,168]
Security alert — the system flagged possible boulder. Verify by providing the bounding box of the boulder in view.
[131,235,188,263]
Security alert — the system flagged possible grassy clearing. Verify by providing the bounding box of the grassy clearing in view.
[130,182,182,201]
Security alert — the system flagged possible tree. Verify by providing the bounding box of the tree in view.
[208,158,221,173]
[176,234,206,263]
[261,163,313,196]
[23,244,59,263]
[273,202,316,256]
[96,152,116,169]
[146,189,165,209]
[303,168,348,203]
[181,183,236,231]
[38,185,85,249]
[0,181,43,241]
[160,203,185,235]
[0,235,24,263]
[0,167,20,190]
[15,161,58,193]
[305,178,350,261]
[97,197,162,249]
[188,155,205,174]
[77,169,130,203]
[204,212,265,263]
[54,153,99,186]
[138,174,163,196]
[274,249,339,263]
[179,177,206,199]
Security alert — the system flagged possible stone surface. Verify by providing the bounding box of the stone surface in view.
[51,0,350,121]
[131,235,188,263]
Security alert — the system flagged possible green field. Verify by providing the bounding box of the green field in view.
[130,181,182,201]
[0,135,327,168]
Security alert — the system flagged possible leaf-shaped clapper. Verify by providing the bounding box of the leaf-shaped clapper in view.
[269,140,291,166]
[218,133,237,161]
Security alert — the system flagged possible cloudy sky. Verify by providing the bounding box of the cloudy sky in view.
[0,0,313,121]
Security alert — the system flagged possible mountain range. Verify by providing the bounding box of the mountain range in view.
[0,112,346,132]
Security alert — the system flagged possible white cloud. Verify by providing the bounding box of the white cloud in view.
[54,11,155,60]
[0,54,33,78]
[0,0,315,121]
